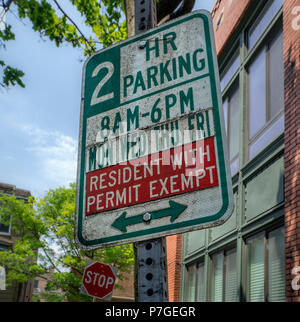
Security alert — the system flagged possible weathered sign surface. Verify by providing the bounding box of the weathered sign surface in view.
[75,10,234,250]
[80,261,117,300]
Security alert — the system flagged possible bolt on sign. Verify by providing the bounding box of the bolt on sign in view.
[80,261,117,301]
[75,10,234,250]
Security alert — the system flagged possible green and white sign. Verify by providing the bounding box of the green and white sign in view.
[75,11,234,250]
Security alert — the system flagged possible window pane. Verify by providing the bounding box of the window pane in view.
[0,243,9,251]
[225,248,237,302]
[248,0,283,49]
[249,48,266,138]
[220,49,240,92]
[269,30,284,120]
[247,233,265,302]
[229,81,240,160]
[268,227,285,302]
[230,156,239,176]
[186,265,196,301]
[0,223,10,234]
[249,113,284,159]
[211,253,223,302]
[196,262,205,302]
[34,280,39,289]
[223,80,239,174]
[222,97,228,135]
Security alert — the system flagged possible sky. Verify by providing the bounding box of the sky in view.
[0,0,215,198]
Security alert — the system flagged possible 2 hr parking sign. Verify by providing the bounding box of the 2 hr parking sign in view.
[75,10,234,250]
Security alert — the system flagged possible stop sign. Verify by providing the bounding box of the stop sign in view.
[80,261,117,300]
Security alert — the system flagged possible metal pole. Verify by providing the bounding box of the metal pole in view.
[133,0,169,302]
[136,238,168,302]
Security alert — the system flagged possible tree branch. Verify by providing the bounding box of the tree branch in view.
[52,0,95,51]
[41,247,62,274]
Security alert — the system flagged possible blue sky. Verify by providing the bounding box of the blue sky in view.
[0,0,214,198]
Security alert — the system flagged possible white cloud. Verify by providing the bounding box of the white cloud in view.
[21,123,78,188]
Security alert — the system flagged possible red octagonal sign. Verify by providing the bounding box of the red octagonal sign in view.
[80,260,117,300]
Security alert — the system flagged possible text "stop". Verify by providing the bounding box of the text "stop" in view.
[84,270,115,289]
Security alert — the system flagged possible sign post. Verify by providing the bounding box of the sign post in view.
[75,10,234,250]
[133,0,168,302]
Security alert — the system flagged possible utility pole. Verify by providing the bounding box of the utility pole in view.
[131,0,169,302]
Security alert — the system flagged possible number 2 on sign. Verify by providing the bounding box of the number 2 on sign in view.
[90,62,114,106]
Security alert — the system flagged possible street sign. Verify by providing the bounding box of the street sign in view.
[80,261,117,300]
[75,10,234,250]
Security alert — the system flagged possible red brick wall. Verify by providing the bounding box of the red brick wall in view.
[283,0,300,302]
[211,0,251,55]
[166,234,182,302]
[113,270,135,301]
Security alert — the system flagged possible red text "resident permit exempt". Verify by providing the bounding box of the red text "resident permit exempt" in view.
[85,137,218,216]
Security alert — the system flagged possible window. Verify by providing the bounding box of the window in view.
[0,203,11,235]
[218,1,284,167]
[0,243,9,251]
[269,30,284,119]
[184,259,206,302]
[211,252,223,302]
[224,248,238,302]
[248,49,266,139]
[268,227,285,301]
[220,45,240,175]
[220,48,239,92]
[246,226,285,302]
[247,0,283,50]
[186,264,196,301]
[196,262,205,302]
[246,233,265,301]
[0,222,10,235]
[222,79,240,175]
[33,280,39,289]
[247,25,284,159]
[210,248,237,302]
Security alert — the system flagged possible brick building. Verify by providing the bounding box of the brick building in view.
[166,0,300,302]
[166,234,182,301]
[0,182,33,302]
[107,270,135,302]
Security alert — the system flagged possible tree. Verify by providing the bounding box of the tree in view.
[0,183,134,301]
[0,0,126,88]
[1,0,195,88]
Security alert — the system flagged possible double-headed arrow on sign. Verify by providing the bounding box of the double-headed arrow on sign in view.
[112,200,187,233]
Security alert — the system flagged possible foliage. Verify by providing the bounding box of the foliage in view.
[0,184,134,302]
[33,292,65,302]
[31,294,41,302]
[0,0,127,88]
